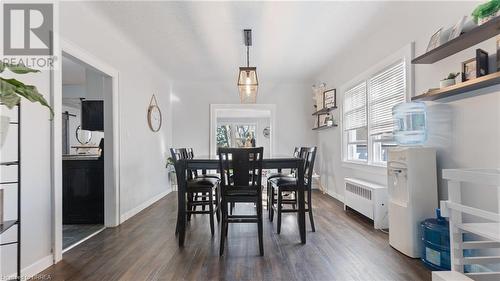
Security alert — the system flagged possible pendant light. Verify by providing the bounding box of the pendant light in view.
[238,29,258,104]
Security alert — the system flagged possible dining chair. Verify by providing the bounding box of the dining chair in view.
[170,148,220,236]
[269,146,317,234]
[218,147,264,256]
[185,148,220,212]
[266,147,301,217]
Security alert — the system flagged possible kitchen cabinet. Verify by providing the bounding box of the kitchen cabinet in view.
[63,158,104,224]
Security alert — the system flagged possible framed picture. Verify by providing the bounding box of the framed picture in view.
[426,28,443,52]
[476,49,489,77]
[497,37,500,71]
[462,58,477,82]
[448,16,466,41]
[323,89,336,109]
[461,49,489,82]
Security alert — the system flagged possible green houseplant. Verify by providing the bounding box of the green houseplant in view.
[440,72,459,88]
[0,62,53,116]
[472,0,500,25]
[0,63,53,147]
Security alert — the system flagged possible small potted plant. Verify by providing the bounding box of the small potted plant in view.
[472,0,500,25]
[166,157,177,190]
[325,115,335,127]
[440,73,460,88]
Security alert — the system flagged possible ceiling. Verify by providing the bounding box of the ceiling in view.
[85,1,479,83]
[87,1,389,82]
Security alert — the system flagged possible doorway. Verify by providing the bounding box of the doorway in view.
[52,40,121,262]
[61,54,108,251]
[210,104,275,157]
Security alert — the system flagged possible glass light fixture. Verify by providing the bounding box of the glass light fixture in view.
[238,29,258,104]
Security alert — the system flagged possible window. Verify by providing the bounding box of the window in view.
[216,123,257,148]
[344,82,367,162]
[343,60,406,165]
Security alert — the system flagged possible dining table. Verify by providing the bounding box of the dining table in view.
[174,155,306,247]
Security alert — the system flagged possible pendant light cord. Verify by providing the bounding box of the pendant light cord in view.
[246,46,250,67]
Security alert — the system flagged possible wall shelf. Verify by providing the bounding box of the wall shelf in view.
[0,220,18,235]
[412,71,500,101]
[0,161,19,166]
[0,103,21,279]
[412,16,500,64]
[312,106,337,116]
[312,124,338,131]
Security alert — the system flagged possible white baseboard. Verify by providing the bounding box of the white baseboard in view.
[3,254,54,280]
[120,189,171,223]
[23,255,53,278]
[326,189,344,203]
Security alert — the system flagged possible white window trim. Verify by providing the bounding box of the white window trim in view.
[340,43,414,168]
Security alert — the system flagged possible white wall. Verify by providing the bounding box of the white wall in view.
[313,1,499,214]
[172,81,315,156]
[60,2,174,219]
[0,71,53,276]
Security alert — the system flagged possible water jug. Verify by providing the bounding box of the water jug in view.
[392,102,427,145]
[421,209,450,271]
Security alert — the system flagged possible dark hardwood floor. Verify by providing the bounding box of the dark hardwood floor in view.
[39,191,430,281]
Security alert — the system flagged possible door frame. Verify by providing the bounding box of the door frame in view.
[51,38,121,262]
[209,104,276,156]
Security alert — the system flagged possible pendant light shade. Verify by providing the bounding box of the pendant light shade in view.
[238,67,258,104]
[238,29,258,104]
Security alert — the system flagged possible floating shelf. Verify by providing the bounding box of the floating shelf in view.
[412,71,500,101]
[312,106,337,116]
[312,124,338,131]
[0,220,18,235]
[0,161,19,166]
[412,16,500,64]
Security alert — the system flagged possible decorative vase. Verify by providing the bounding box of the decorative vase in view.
[0,115,10,148]
[440,78,456,88]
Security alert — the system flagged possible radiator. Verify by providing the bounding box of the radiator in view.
[344,177,388,229]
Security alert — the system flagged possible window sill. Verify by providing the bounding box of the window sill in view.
[342,161,387,176]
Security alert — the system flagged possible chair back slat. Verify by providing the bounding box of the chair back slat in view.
[218,147,264,192]
[170,148,199,179]
[300,147,317,188]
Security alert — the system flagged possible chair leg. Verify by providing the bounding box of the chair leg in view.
[267,181,271,216]
[187,193,193,221]
[225,205,229,238]
[308,190,316,232]
[257,197,264,256]
[293,191,297,210]
[219,199,227,256]
[269,186,275,222]
[202,192,207,211]
[215,186,220,223]
[277,189,282,234]
[209,190,215,236]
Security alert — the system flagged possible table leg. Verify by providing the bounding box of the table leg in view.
[176,161,187,247]
[297,160,306,244]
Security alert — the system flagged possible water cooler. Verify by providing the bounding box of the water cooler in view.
[387,147,437,258]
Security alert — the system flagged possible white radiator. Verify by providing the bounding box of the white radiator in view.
[344,177,388,229]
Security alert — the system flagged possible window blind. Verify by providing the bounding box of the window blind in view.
[343,82,367,131]
[368,61,406,136]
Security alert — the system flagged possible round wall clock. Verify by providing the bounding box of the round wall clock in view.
[147,94,162,132]
[263,127,270,138]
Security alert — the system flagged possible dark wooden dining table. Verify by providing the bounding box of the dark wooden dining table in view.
[174,155,306,247]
